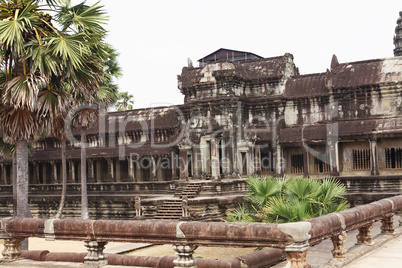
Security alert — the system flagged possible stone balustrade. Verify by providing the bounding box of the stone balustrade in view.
[1,195,402,268]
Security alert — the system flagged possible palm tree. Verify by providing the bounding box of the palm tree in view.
[54,44,121,220]
[116,91,134,111]
[0,0,108,219]
[226,176,350,223]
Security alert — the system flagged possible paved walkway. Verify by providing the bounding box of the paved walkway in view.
[344,234,402,268]
[273,219,402,268]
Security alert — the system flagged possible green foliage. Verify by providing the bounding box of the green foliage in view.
[116,91,134,111]
[225,176,350,223]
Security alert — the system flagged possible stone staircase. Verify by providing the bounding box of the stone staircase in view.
[154,199,182,220]
[174,183,202,199]
[155,183,202,220]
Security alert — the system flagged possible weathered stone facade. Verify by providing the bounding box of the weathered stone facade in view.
[0,13,402,217]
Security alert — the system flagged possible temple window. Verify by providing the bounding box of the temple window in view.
[313,153,331,173]
[385,148,402,169]
[352,149,371,170]
[291,154,304,174]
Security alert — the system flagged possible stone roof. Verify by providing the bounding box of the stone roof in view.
[332,57,402,89]
[178,54,295,90]
[84,107,180,135]
[284,73,328,98]
[278,117,402,144]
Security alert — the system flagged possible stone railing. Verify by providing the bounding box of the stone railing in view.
[1,195,402,268]
[0,181,176,197]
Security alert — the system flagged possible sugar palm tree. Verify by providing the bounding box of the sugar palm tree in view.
[0,0,107,219]
[55,45,121,219]
[116,91,134,111]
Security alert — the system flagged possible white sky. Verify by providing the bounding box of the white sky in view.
[82,0,401,109]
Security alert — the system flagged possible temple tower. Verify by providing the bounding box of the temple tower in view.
[394,11,402,56]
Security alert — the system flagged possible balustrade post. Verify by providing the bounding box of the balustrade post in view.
[356,224,374,245]
[380,213,395,234]
[172,243,198,268]
[1,237,24,261]
[278,222,312,268]
[331,231,347,258]
[84,241,108,267]
[398,211,402,226]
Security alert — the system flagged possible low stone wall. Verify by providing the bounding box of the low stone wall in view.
[1,195,402,268]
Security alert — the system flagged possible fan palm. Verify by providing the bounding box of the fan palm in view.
[116,91,134,111]
[0,0,108,218]
[225,176,350,223]
[246,176,283,207]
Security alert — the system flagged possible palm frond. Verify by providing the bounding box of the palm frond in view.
[47,33,90,68]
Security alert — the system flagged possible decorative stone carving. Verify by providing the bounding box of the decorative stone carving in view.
[134,196,142,218]
[182,196,189,218]
[356,224,374,245]
[380,213,395,234]
[285,251,311,268]
[84,241,108,267]
[172,244,198,268]
[331,231,347,258]
[398,211,402,227]
[1,237,24,261]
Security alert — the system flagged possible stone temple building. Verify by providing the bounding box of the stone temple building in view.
[0,12,402,219]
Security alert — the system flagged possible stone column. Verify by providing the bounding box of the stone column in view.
[41,163,47,184]
[96,160,101,183]
[276,144,284,176]
[192,146,201,178]
[32,162,39,184]
[68,160,75,183]
[135,160,141,182]
[150,156,156,181]
[84,241,108,267]
[370,139,379,176]
[211,138,220,180]
[278,222,312,268]
[115,160,121,182]
[106,158,114,182]
[179,148,189,180]
[329,141,339,176]
[128,157,135,182]
[303,149,309,177]
[172,244,198,268]
[49,161,57,184]
[156,157,163,181]
[87,159,95,183]
[171,151,178,180]
[255,148,262,175]
[0,164,5,185]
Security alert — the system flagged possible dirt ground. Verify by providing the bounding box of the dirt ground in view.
[127,244,255,259]
[0,239,255,260]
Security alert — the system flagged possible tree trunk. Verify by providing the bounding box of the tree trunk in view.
[15,140,31,218]
[81,129,89,219]
[15,140,31,250]
[55,140,67,219]
[12,155,17,217]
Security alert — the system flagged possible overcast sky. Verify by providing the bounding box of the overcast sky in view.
[82,0,401,109]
